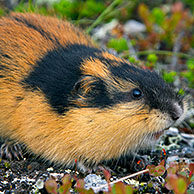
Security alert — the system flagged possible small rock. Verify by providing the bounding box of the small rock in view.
[92,19,119,40]
[84,174,108,193]
[168,127,179,134]
[47,167,54,172]
[123,20,146,35]
[166,156,190,168]
[35,179,44,189]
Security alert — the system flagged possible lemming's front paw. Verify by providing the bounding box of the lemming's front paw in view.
[0,140,24,161]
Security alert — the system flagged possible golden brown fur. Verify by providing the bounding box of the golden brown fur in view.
[0,13,187,166]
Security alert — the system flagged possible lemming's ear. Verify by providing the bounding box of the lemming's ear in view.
[72,76,98,95]
[70,76,99,107]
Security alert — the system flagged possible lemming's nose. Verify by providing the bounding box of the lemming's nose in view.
[169,103,183,121]
[170,112,180,121]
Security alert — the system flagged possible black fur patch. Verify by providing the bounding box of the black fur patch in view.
[22,42,181,118]
[109,63,182,117]
[1,54,12,59]
[22,44,109,114]
[73,78,114,108]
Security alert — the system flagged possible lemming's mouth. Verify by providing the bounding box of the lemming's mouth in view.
[152,130,164,139]
[152,126,171,139]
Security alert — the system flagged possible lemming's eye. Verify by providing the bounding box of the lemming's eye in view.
[131,88,143,99]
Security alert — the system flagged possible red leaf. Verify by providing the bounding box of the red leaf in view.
[59,174,72,194]
[45,179,58,194]
[166,174,188,194]
[103,169,111,181]
[189,163,194,172]
[160,159,165,166]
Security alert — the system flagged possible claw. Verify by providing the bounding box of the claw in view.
[0,140,24,161]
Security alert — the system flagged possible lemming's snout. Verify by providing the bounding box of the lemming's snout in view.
[169,102,183,121]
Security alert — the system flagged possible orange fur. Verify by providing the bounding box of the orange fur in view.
[0,88,167,165]
[101,52,124,65]
[0,13,187,167]
[81,58,110,79]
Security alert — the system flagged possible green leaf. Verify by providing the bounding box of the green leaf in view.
[146,165,155,175]
[155,165,166,176]
[80,0,105,18]
[111,182,132,194]
[59,174,72,194]
[129,56,136,63]
[151,8,165,26]
[176,178,187,194]
[147,53,158,63]
[107,38,128,52]
[166,174,188,194]
[178,89,185,96]
[138,4,153,32]
[0,8,5,16]
[187,59,194,70]
[190,175,194,182]
[125,185,133,194]
[163,71,177,83]
[53,0,82,20]
[114,182,127,194]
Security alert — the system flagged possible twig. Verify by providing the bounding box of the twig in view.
[73,19,95,25]
[95,169,149,191]
[86,0,121,34]
[133,50,193,59]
